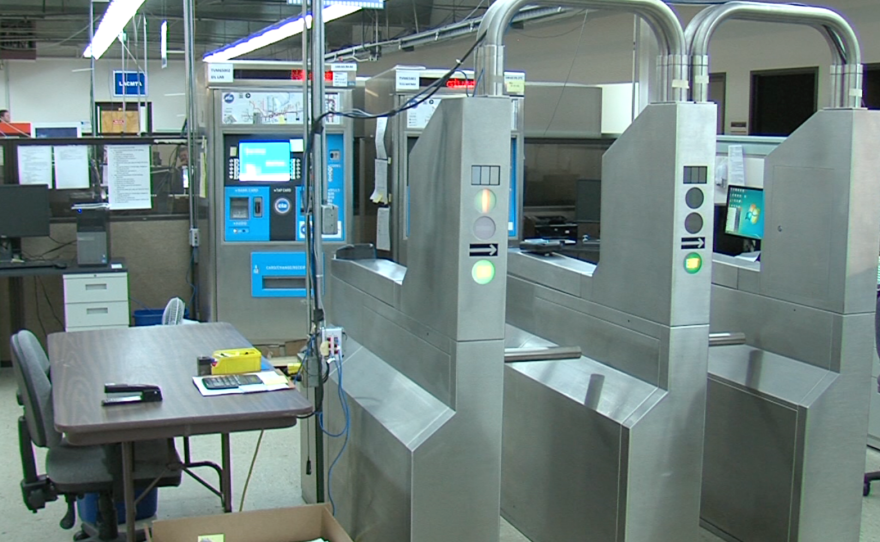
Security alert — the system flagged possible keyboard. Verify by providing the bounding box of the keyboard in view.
[0,260,67,270]
[202,374,262,390]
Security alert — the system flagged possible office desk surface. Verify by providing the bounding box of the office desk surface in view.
[49,322,312,446]
[0,259,127,278]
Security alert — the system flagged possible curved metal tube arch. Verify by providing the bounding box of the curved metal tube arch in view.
[475,0,688,102]
[686,1,862,108]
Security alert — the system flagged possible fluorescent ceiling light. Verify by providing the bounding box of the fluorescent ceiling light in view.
[83,0,147,59]
[203,4,361,62]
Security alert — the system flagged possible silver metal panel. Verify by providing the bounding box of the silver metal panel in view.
[506,250,593,296]
[400,97,511,342]
[760,110,880,315]
[593,103,717,328]
[330,258,404,308]
[319,96,511,541]
[707,344,832,403]
[701,377,801,542]
[502,102,716,542]
[702,109,880,542]
[321,340,452,542]
[710,257,738,289]
[504,323,556,349]
[710,286,836,371]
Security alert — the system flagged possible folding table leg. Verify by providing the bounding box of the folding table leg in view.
[121,441,137,542]
[221,433,233,513]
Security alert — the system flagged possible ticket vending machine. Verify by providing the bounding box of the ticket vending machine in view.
[363,66,525,263]
[199,61,355,343]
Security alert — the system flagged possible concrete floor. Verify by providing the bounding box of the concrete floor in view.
[2,366,880,541]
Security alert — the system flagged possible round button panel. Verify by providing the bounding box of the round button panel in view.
[684,212,703,234]
[685,187,704,209]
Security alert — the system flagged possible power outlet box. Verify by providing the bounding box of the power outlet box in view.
[321,326,344,360]
[321,205,339,235]
[189,227,200,247]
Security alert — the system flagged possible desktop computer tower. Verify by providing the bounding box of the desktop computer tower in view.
[76,207,110,266]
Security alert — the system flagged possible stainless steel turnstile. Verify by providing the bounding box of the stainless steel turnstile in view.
[311,96,512,541]
[476,1,717,540]
[686,4,880,541]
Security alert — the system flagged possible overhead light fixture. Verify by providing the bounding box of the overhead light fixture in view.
[203,3,370,62]
[83,0,147,59]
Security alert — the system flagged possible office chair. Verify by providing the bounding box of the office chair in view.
[12,330,182,541]
[865,295,880,496]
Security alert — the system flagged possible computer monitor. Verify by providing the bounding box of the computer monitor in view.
[724,185,764,240]
[0,185,51,238]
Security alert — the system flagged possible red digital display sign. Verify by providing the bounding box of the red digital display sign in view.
[290,69,335,82]
[446,79,475,89]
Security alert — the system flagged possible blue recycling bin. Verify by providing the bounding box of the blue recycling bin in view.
[76,488,158,526]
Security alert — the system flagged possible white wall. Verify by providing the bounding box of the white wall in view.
[3,58,186,132]
[6,0,879,135]
[359,0,880,134]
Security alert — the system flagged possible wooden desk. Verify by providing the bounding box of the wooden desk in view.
[49,322,312,541]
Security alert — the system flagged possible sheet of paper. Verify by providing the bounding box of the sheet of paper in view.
[377,207,391,252]
[192,370,291,397]
[728,145,745,187]
[107,145,152,210]
[371,158,389,203]
[375,117,388,159]
[406,98,441,129]
[17,146,53,186]
[54,145,90,189]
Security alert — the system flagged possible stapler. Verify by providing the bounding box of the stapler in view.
[102,384,163,406]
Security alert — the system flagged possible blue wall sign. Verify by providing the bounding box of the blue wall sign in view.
[113,71,147,97]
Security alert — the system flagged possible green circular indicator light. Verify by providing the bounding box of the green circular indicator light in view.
[474,189,497,214]
[472,259,496,285]
[684,252,703,274]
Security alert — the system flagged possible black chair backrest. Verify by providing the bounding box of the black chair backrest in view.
[11,331,61,449]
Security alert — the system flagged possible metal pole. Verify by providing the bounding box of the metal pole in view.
[143,14,148,134]
[309,0,327,506]
[183,0,197,228]
[302,0,313,328]
[121,26,127,134]
[89,1,97,135]
[311,0,327,316]
[183,0,199,313]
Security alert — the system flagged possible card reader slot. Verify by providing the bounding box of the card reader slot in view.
[262,277,307,290]
[230,197,250,220]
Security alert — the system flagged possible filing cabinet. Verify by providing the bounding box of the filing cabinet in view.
[63,271,130,331]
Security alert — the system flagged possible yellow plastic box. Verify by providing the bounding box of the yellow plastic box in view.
[210,348,262,375]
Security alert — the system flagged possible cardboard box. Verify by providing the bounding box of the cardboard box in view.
[148,505,352,542]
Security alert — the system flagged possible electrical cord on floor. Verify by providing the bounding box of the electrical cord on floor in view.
[317,354,351,516]
[238,430,265,512]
